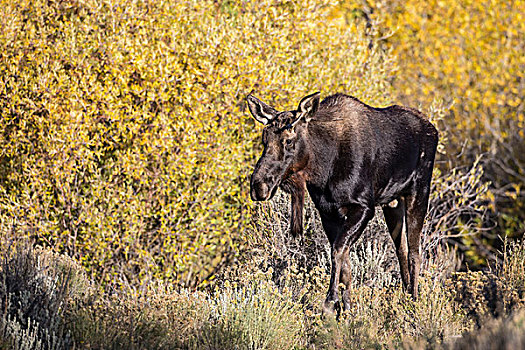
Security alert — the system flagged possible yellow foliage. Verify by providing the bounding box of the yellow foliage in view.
[338,0,525,236]
[340,0,525,133]
[0,0,396,286]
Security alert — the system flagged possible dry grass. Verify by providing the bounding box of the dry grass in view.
[1,237,524,349]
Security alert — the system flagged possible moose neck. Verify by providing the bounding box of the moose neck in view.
[279,121,338,237]
[302,121,339,189]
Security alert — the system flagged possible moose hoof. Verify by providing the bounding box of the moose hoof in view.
[322,299,338,317]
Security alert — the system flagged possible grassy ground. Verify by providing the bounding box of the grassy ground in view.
[1,231,524,349]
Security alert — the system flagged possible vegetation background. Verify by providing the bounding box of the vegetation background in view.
[0,0,523,349]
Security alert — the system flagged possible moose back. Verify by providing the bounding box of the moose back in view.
[247,92,438,314]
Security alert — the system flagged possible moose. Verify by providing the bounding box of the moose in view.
[247,92,438,314]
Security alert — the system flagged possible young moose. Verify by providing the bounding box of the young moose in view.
[247,92,438,314]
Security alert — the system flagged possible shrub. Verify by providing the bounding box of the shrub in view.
[1,239,524,349]
[190,280,305,350]
[339,0,525,250]
[499,237,525,299]
[0,0,397,288]
[423,158,491,268]
[0,242,87,350]
[450,310,525,350]
[67,271,305,349]
[311,271,471,349]
[68,285,209,349]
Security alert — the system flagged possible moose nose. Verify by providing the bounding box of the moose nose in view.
[251,181,269,201]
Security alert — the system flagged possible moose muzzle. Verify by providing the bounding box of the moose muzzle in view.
[250,180,270,201]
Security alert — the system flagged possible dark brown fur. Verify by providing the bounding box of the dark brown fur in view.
[247,92,438,314]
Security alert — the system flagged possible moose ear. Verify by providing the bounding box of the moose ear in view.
[246,95,278,125]
[297,92,320,122]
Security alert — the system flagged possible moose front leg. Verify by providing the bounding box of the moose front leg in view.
[289,183,305,237]
[323,205,374,315]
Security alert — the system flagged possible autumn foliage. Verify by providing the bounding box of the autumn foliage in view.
[0,0,396,287]
[1,0,525,348]
[358,0,524,236]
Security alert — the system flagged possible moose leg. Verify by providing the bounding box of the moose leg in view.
[323,245,342,315]
[320,215,343,315]
[340,246,352,311]
[323,206,374,314]
[382,198,410,291]
[405,188,431,298]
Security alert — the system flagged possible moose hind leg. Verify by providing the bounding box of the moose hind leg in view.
[340,246,352,311]
[382,198,410,291]
[405,187,431,299]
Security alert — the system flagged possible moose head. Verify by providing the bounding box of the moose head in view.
[247,92,320,201]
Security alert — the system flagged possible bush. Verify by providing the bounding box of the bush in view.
[68,272,305,349]
[190,280,305,350]
[451,310,525,350]
[68,286,208,349]
[499,238,525,299]
[0,242,87,350]
[0,238,524,349]
[309,269,471,349]
[0,0,397,288]
[338,0,525,255]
